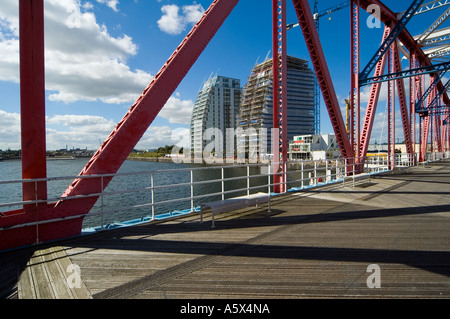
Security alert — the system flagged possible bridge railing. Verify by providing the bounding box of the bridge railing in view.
[0,152,446,234]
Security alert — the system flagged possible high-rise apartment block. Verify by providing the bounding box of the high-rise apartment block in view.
[237,56,315,158]
[190,76,241,158]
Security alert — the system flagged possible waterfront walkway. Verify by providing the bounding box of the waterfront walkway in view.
[1,159,449,299]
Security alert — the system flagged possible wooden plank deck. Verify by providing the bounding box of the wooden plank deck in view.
[15,246,92,299]
[1,159,449,299]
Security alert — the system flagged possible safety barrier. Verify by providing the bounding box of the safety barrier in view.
[0,152,447,238]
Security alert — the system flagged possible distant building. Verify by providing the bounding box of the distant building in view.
[190,76,241,159]
[237,56,315,159]
[289,134,340,161]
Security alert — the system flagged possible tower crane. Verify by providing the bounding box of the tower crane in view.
[287,0,350,31]
[287,1,350,136]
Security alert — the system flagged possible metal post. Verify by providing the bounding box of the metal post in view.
[221,167,225,201]
[34,180,39,244]
[353,160,356,187]
[314,161,317,186]
[284,162,288,192]
[190,170,194,213]
[301,162,304,189]
[335,159,339,182]
[151,174,155,220]
[344,158,347,186]
[247,165,250,196]
[101,176,104,230]
[267,164,272,213]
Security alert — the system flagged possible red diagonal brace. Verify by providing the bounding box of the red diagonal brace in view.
[55,0,240,220]
[420,81,435,161]
[292,0,353,160]
[393,42,414,156]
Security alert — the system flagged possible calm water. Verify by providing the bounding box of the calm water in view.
[0,158,271,229]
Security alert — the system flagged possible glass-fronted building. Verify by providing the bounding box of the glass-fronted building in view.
[190,76,241,159]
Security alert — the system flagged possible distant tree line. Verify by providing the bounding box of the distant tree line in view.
[129,145,184,158]
[0,149,21,159]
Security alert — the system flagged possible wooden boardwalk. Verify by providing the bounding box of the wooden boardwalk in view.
[1,159,449,299]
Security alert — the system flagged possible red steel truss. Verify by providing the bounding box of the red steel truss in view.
[292,0,354,160]
[350,0,360,157]
[272,0,288,194]
[359,25,390,160]
[387,44,396,170]
[1,0,449,251]
[393,43,414,157]
[19,0,47,214]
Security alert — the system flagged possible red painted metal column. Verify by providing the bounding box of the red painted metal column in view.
[436,114,442,152]
[393,42,413,156]
[272,0,288,194]
[19,0,47,214]
[431,106,434,153]
[419,115,423,161]
[359,25,389,161]
[410,53,417,155]
[350,0,360,161]
[387,45,395,170]
[420,79,434,161]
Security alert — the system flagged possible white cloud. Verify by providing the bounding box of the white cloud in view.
[157,5,184,35]
[96,0,119,12]
[0,0,149,104]
[47,114,116,133]
[136,126,173,150]
[0,0,195,117]
[157,3,205,35]
[158,96,194,124]
[182,4,205,24]
[0,108,189,150]
[170,127,190,149]
[0,0,196,152]
[0,109,20,149]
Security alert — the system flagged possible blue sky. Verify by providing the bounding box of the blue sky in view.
[0,0,444,150]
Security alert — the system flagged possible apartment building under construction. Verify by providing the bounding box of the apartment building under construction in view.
[237,55,315,158]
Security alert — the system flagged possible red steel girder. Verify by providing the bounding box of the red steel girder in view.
[436,114,443,151]
[0,0,87,250]
[57,0,240,215]
[272,0,288,193]
[420,81,435,160]
[350,0,360,156]
[361,0,449,161]
[359,0,450,108]
[292,0,354,160]
[19,0,47,212]
[387,45,396,170]
[359,25,390,159]
[393,42,414,156]
[410,54,418,149]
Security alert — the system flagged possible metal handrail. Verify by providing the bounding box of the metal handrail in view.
[1,152,448,232]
